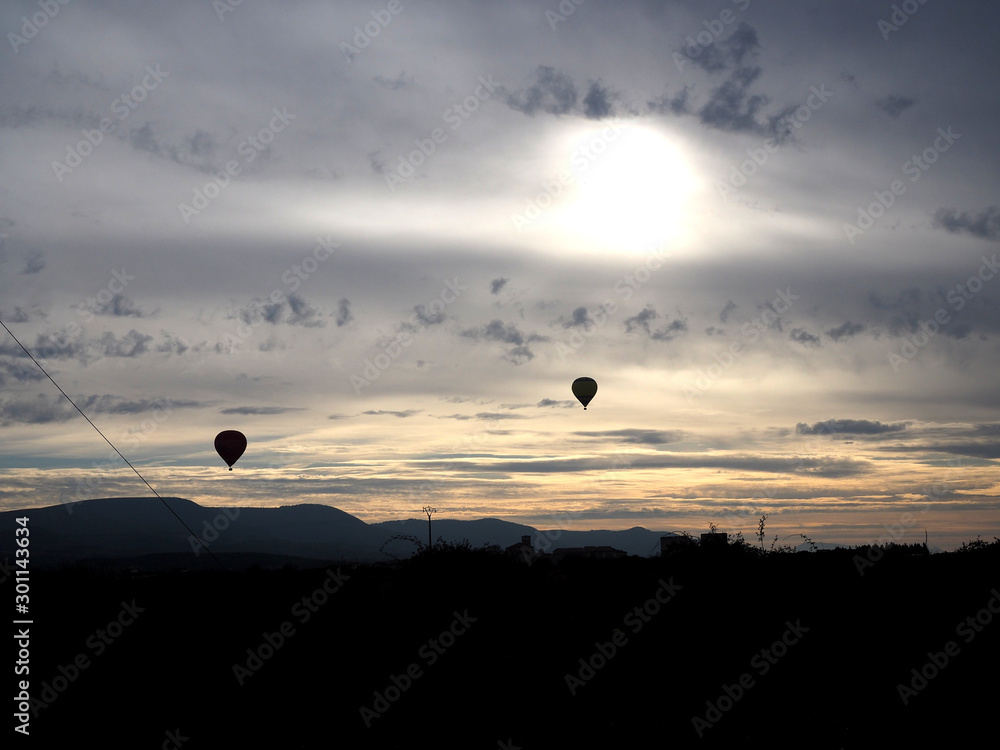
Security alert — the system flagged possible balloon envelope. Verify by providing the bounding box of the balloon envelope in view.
[572,377,598,409]
[215,430,247,470]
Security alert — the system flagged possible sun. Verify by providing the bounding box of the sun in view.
[554,122,696,254]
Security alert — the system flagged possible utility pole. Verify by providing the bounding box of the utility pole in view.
[422,506,437,550]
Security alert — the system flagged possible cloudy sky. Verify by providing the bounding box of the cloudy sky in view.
[2,0,998,550]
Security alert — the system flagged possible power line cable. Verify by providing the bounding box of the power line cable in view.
[0,319,227,571]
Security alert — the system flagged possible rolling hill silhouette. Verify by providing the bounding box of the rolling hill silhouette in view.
[0,497,680,568]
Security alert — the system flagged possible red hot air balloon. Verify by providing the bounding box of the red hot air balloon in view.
[215,430,247,470]
[572,377,598,409]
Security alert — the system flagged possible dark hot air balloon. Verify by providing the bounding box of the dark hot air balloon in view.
[215,430,247,470]
[572,377,598,409]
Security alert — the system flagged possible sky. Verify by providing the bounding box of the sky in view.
[1,0,998,551]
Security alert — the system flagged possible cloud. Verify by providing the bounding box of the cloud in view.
[461,319,548,364]
[237,293,324,328]
[719,300,737,324]
[490,277,509,295]
[363,409,421,418]
[22,251,45,274]
[0,332,87,362]
[0,394,204,425]
[156,332,192,355]
[933,207,1000,241]
[537,398,576,408]
[582,81,617,119]
[647,87,691,116]
[220,406,304,415]
[415,453,868,478]
[623,305,686,341]
[504,66,578,116]
[373,72,414,91]
[82,293,146,318]
[876,95,916,118]
[99,330,153,357]
[562,306,594,330]
[336,298,353,327]
[789,328,821,347]
[574,429,682,445]
[826,321,865,342]
[796,419,908,435]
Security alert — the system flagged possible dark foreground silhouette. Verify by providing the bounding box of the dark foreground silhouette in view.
[9,540,998,748]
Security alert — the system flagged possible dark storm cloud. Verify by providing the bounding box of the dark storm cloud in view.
[490,278,509,295]
[574,429,682,445]
[22,252,45,274]
[826,321,865,342]
[503,65,578,116]
[796,419,908,436]
[623,305,686,341]
[933,207,1000,241]
[220,406,305,415]
[336,298,353,327]
[876,95,917,118]
[789,328,821,347]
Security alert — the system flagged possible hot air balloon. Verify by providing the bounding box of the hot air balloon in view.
[572,377,598,409]
[215,430,247,470]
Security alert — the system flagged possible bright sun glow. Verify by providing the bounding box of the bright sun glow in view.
[554,123,696,254]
